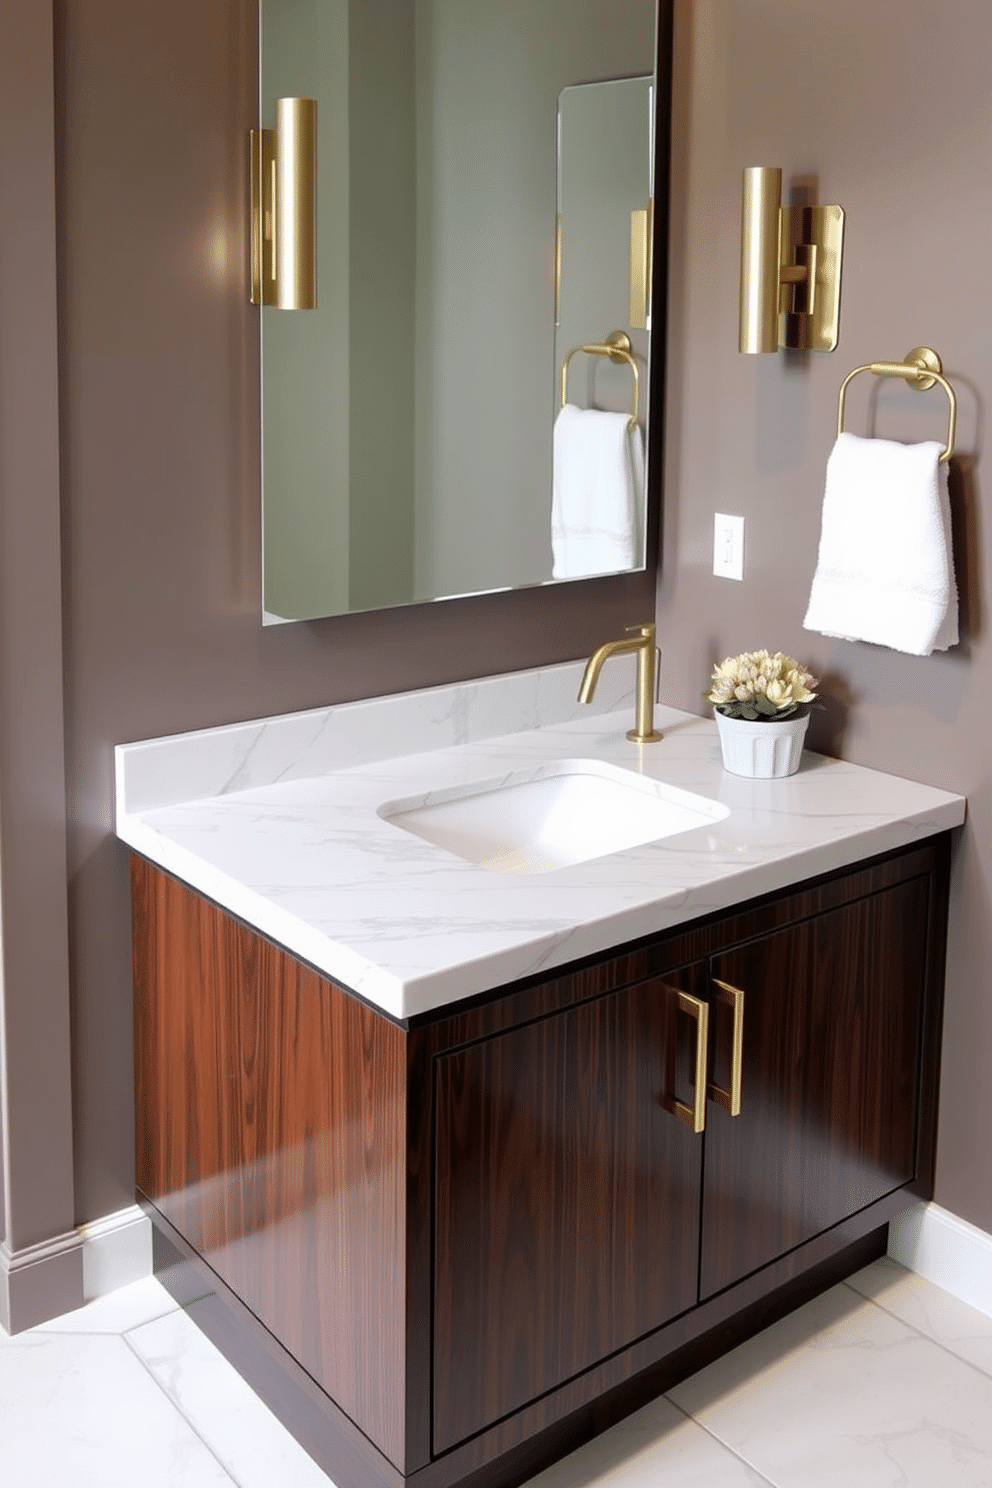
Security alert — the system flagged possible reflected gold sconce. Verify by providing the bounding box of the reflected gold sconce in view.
[630,202,653,330]
[250,97,317,310]
[738,166,844,353]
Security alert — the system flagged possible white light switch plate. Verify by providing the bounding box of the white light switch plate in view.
[713,513,744,580]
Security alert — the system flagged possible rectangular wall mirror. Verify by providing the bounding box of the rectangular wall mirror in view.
[259,0,662,624]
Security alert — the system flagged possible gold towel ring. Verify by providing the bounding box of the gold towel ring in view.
[837,345,956,463]
[560,329,640,430]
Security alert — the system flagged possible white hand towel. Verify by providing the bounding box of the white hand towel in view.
[551,404,644,579]
[803,432,958,655]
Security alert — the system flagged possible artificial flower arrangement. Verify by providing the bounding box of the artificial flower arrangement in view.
[706,649,819,722]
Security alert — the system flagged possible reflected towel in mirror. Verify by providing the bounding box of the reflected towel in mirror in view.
[551,404,644,579]
[803,432,958,655]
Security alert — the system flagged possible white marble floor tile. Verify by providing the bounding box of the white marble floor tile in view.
[845,1256,992,1378]
[0,1330,235,1487]
[127,1307,337,1488]
[523,1395,772,1488]
[8,1263,992,1488]
[669,1282,992,1488]
[29,1275,179,1337]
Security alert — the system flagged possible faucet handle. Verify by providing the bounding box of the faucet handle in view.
[626,621,655,640]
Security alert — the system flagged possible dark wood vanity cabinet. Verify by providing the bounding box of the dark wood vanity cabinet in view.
[131,834,949,1488]
[431,869,931,1452]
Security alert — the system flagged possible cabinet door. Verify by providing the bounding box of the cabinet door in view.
[433,974,703,1453]
[700,876,929,1300]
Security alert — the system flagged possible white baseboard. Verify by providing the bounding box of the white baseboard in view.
[0,1204,152,1335]
[79,1204,152,1301]
[888,1200,992,1320]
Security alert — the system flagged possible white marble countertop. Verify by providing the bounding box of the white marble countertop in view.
[115,662,965,1021]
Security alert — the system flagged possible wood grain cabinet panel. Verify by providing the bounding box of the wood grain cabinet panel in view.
[700,875,928,1300]
[131,858,409,1469]
[432,976,702,1452]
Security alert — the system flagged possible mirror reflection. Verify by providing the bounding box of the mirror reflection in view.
[260,1,658,624]
[552,76,652,579]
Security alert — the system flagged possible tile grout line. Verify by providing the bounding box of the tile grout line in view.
[661,1395,782,1487]
[120,1330,244,1488]
[23,1308,181,1341]
[840,1277,992,1388]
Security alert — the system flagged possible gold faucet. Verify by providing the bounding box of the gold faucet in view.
[578,622,662,743]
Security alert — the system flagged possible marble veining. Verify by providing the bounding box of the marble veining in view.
[115,660,633,814]
[115,664,965,1020]
[668,1282,992,1487]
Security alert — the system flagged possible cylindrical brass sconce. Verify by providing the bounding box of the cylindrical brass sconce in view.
[629,204,652,330]
[275,97,317,310]
[737,166,844,353]
[739,166,782,354]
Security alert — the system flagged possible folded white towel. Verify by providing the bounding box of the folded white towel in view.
[551,405,644,579]
[803,432,958,655]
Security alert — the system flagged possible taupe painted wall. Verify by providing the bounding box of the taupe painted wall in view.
[55,0,655,1225]
[661,0,992,1229]
[0,0,75,1257]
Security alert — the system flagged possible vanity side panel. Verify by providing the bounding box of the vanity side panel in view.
[909,831,951,1200]
[131,857,408,1469]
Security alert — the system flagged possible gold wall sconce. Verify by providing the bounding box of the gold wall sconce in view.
[250,97,317,310]
[738,166,844,353]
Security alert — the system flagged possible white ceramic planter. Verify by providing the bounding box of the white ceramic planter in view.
[715,709,810,778]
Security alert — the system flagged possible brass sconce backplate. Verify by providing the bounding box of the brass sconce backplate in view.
[250,128,276,306]
[779,203,844,352]
[739,167,844,354]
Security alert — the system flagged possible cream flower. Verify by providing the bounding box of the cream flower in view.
[707,650,819,721]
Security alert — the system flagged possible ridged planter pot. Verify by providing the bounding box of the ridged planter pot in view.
[714,709,810,779]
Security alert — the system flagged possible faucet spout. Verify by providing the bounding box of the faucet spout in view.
[578,622,662,743]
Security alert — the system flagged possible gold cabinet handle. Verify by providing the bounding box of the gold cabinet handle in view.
[708,979,745,1117]
[674,991,709,1134]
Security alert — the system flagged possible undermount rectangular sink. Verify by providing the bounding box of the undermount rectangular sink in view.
[377,758,730,874]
